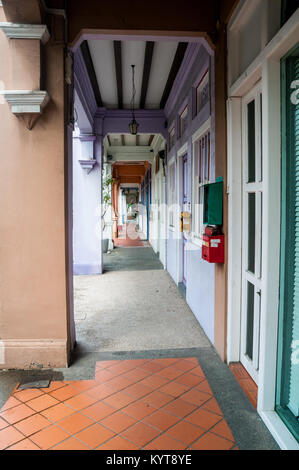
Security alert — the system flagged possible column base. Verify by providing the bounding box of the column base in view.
[0,339,68,369]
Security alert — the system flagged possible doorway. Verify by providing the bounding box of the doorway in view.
[240,84,263,384]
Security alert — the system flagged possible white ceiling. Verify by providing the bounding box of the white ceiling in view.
[87,39,183,110]
[108,133,154,147]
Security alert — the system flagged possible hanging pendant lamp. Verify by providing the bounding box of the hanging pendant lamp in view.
[129,64,139,135]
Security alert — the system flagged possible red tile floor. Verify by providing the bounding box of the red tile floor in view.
[114,223,145,247]
[0,358,238,450]
[229,363,258,409]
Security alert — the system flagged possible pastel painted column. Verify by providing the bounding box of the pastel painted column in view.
[73,131,103,275]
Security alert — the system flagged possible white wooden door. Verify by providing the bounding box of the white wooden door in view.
[241,84,263,384]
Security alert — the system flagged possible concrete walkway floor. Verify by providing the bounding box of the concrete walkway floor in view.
[74,248,211,353]
[0,247,279,450]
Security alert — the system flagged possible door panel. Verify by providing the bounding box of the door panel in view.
[241,85,263,384]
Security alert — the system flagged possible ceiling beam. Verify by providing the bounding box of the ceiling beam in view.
[160,42,188,109]
[80,40,103,107]
[139,41,155,109]
[114,40,123,109]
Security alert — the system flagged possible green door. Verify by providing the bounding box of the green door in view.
[276,44,299,442]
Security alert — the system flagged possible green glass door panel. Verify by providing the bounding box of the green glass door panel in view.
[276,45,299,441]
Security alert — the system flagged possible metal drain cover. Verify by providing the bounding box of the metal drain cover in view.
[17,379,51,390]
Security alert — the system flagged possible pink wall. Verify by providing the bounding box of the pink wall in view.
[0,8,70,368]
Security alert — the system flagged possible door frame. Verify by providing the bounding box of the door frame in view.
[240,83,263,384]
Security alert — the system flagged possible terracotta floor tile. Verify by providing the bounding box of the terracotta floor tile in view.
[174,359,199,372]
[86,384,115,400]
[202,397,223,416]
[64,392,98,411]
[0,403,36,424]
[140,375,169,390]
[67,381,96,394]
[100,411,137,433]
[180,389,211,407]
[211,419,235,442]
[190,366,205,377]
[159,381,189,398]
[185,408,222,430]
[58,412,94,434]
[184,357,199,365]
[144,434,186,450]
[191,432,235,450]
[95,369,117,383]
[123,368,150,383]
[123,383,152,399]
[0,417,9,430]
[7,438,41,450]
[139,361,167,373]
[103,376,133,392]
[14,413,51,436]
[13,388,44,403]
[121,421,160,447]
[52,437,90,450]
[75,423,115,449]
[162,398,197,418]
[40,381,67,393]
[122,401,156,420]
[143,390,174,408]
[97,435,139,450]
[156,366,184,380]
[176,373,204,388]
[167,420,205,445]
[153,358,180,367]
[0,426,25,450]
[49,384,79,401]
[103,391,136,409]
[30,424,70,450]
[143,409,180,431]
[0,396,22,412]
[194,380,213,395]
[107,362,137,375]
[41,403,76,422]
[26,394,60,412]
[81,401,116,421]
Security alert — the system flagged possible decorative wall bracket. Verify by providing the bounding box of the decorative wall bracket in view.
[0,22,50,44]
[0,90,50,130]
[79,159,97,174]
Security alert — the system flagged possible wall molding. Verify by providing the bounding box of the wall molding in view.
[0,339,68,369]
[0,22,50,44]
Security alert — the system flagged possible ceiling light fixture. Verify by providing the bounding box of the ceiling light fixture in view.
[129,64,139,135]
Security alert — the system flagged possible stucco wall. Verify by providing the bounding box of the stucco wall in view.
[0,8,69,368]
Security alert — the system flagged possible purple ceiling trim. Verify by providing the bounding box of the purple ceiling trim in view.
[164,41,212,117]
[74,47,98,120]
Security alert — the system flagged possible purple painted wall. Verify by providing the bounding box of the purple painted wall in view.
[164,42,215,344]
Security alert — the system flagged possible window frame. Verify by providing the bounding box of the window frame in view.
[168,160,176,229]
[192,128,211,240]
[195,68,210,117]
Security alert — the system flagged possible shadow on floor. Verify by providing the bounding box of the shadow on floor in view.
[103,246,164,272]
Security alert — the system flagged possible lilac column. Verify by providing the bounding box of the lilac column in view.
[73,129,103,275]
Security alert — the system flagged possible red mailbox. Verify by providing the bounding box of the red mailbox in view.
[202,227,224,264]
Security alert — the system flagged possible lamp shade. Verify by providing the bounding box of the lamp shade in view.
[129,119,139,135]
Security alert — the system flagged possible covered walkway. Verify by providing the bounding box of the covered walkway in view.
[0,247,278,450]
